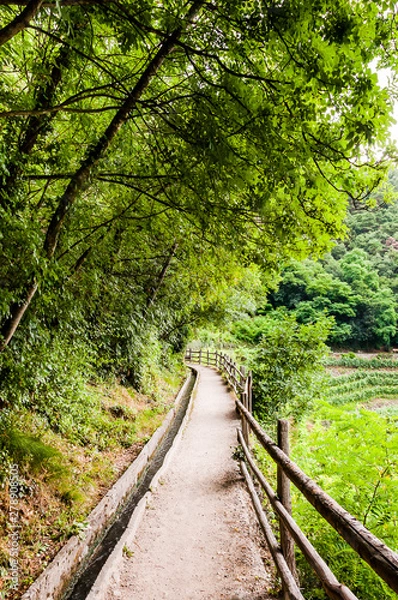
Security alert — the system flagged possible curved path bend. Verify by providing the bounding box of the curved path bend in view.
[103,366,275,600]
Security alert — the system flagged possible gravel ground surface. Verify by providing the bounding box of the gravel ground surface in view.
[105,366,276,600]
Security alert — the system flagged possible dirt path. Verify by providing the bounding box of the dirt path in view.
[104,366,275,600]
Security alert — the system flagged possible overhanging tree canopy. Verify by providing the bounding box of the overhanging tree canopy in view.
[0,0,397,350]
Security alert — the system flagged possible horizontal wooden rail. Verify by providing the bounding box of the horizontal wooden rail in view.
[185,348,398,597]
[236,398,398,594]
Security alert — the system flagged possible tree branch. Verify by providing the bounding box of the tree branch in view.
[0,0,43,46]
[29,25,131,93]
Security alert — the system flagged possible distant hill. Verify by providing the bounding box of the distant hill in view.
[267,170,398,349]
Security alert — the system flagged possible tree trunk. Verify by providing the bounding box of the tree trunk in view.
[0,43,71,210]
[146,242,178,309]
[0,282,38,351]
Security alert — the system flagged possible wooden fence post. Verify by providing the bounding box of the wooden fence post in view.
[241,390,249,446]
[207,349,210,366]
[199,349,202,364]
[277,419,299,595]
[238,365,248,446]
[247,371,253,413]
[246,371,253,449]
[240,365,246,388]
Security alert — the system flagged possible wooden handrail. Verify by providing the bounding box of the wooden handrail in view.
[238,430,358,600]
[236,398,398,594]
[185,348,398,598]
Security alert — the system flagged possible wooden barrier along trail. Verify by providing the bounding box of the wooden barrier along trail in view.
[186,349,398,600]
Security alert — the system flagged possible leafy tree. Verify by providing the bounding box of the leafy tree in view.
[0,0,397,353]
[269,244,398,349]
[247,312,331,426]
[0,0,397,419]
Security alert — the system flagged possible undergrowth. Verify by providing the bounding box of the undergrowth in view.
[288,362,398,600]
[291,400,398,599]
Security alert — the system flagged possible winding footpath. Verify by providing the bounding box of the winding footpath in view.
[95,366,275,600]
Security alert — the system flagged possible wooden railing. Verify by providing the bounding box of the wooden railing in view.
[185,348,253,444]
[185,349,398,600]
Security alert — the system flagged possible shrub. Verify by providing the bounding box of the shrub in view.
[248,314,331,427]
[291,402,398,599]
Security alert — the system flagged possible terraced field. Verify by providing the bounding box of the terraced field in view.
[325,369,398,413]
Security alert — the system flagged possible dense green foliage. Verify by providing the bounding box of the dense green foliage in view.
[0,0,397,432]
[269,172,398,348]
[230,311,330,425]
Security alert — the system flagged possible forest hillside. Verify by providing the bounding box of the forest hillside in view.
[228,169,398,351]
[1,1,398,597]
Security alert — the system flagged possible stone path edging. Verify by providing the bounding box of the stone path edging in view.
[21,370,197,600]
[85,366,200,599]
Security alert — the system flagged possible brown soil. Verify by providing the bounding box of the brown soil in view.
[327,366,356,377]
[0,441,145,599]
[365,398,398,411]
